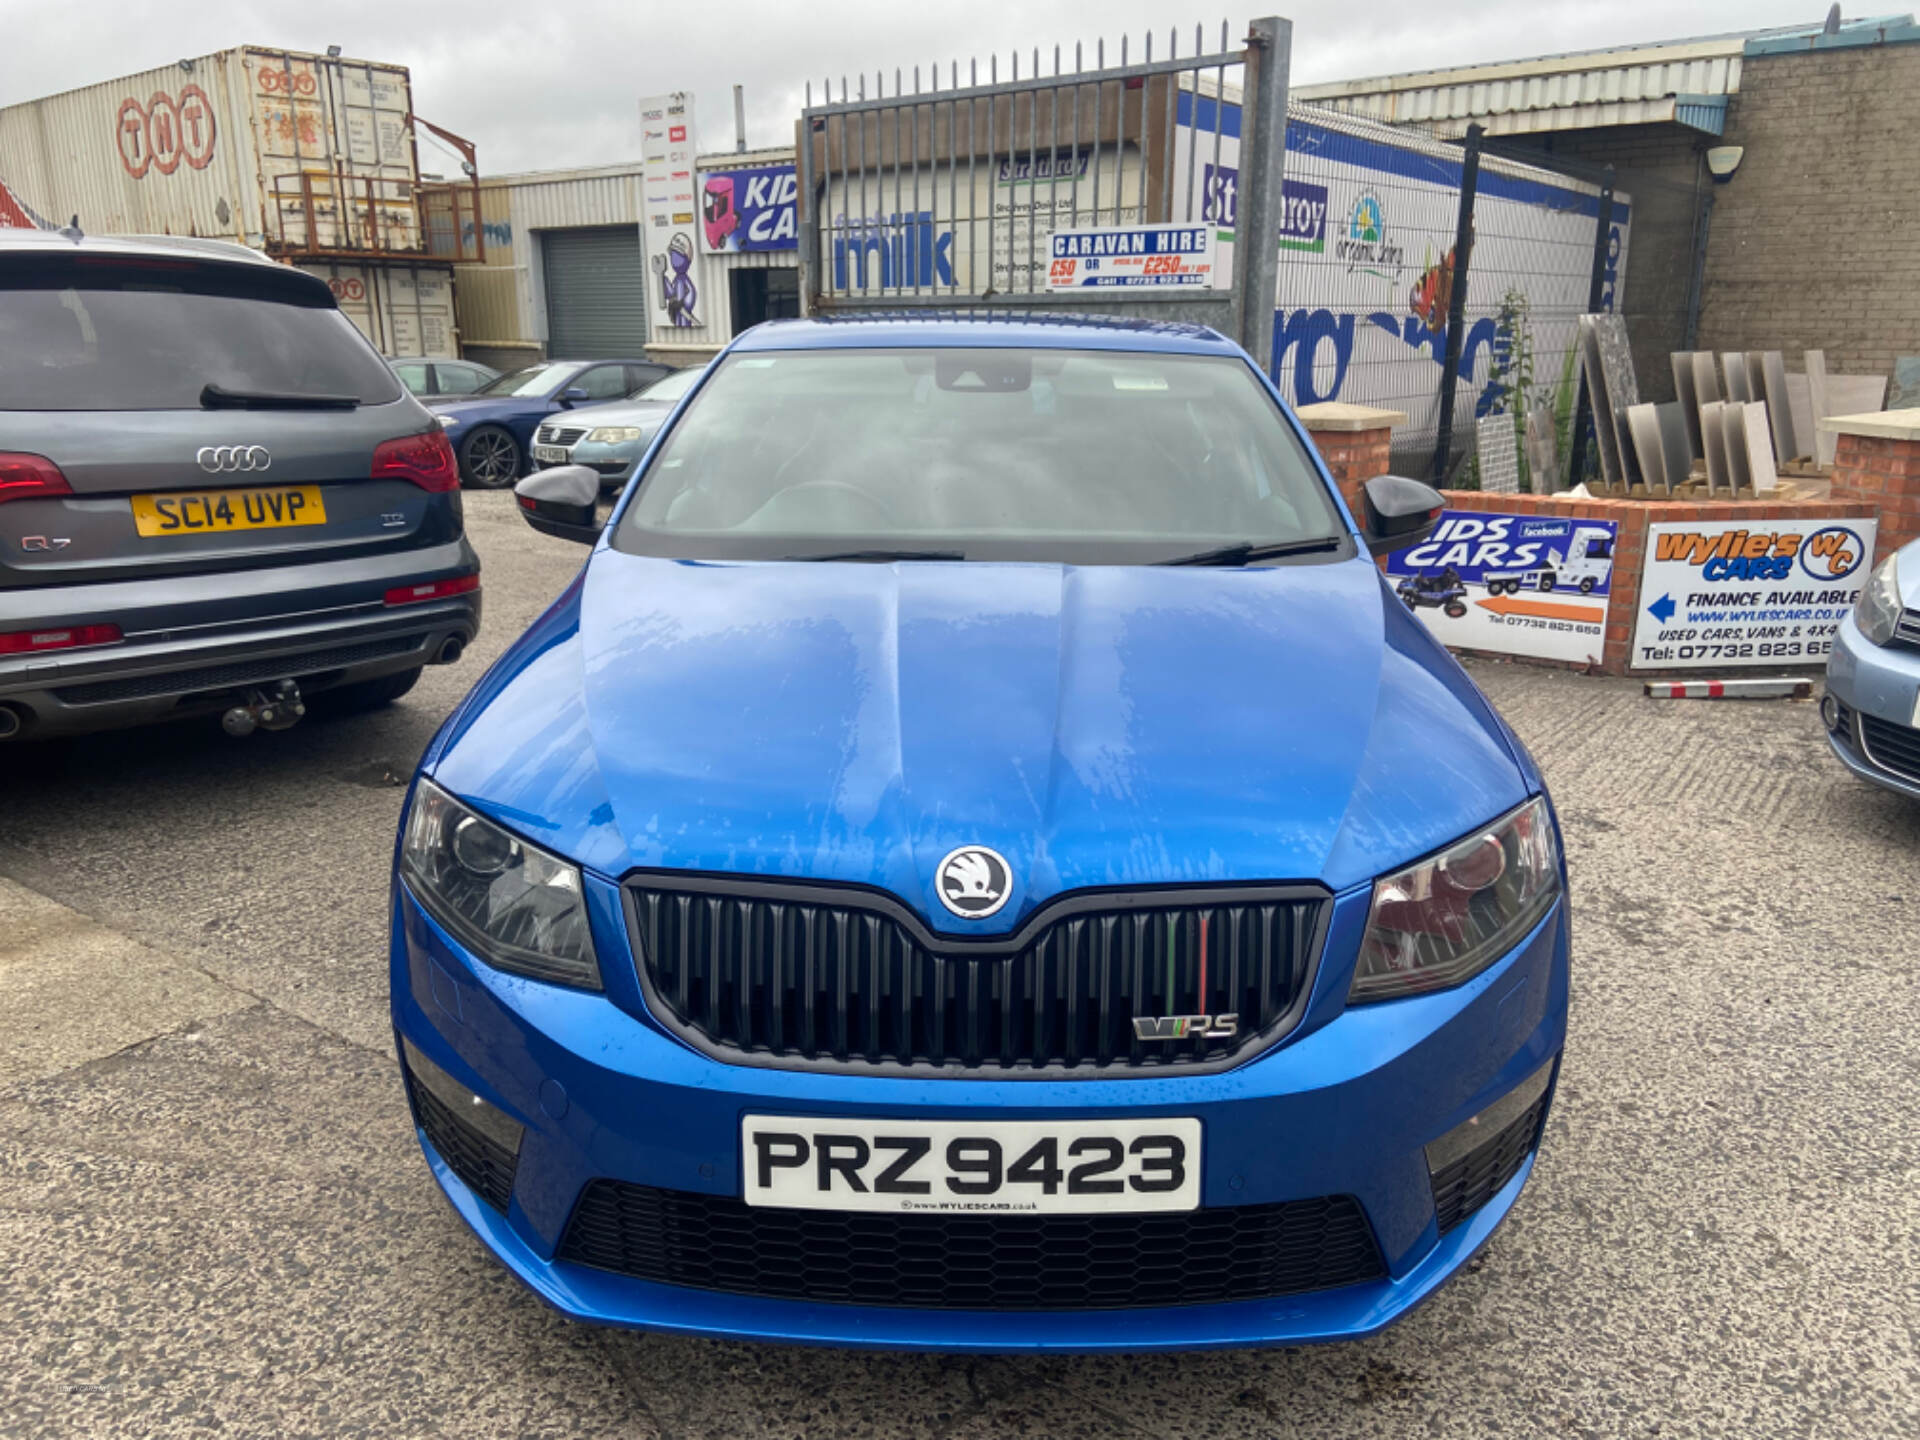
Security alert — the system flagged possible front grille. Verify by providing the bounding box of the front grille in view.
[403,1062,519,1215]
[1859,711,1920,785]
[558,1182,1385,1311]
[588,460,630,476]
[626,878,1327,1074]
[536,425,586,446]
[51,636,423,705]
[1431,1094,1546,1233]
[1893,609,1920,652]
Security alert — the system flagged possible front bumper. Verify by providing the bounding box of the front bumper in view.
[0,540,480,738]
[1823,611,1920,799]
[391,871,1569,1352]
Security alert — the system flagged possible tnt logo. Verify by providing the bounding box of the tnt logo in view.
[116,86,217,179]
[1798,526,1865,580]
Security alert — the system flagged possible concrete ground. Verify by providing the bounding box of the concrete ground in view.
[1,493,1915,1439]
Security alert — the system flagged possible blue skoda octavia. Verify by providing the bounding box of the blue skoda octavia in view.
[390,314,1570,1351]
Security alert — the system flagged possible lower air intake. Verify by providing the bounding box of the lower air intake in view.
[557,1182,1386,1310]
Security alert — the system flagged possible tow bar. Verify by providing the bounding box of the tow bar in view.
[222,679,306,737]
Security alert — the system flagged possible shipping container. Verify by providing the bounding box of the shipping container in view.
[297,260,458,358]
[0,45,424,256]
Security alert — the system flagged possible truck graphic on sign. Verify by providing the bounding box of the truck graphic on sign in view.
[1483,524,1616,595]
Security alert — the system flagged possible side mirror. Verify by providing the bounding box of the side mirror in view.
[515,465,602,544]
[560,386,590,406]
[1360,474,1446,557]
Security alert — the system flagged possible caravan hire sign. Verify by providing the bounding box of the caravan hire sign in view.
[1046,225,1217,290]
[1384,511,1618,664]
[1633,519,1876,669]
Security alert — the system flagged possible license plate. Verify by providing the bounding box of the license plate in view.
[532,445,571,464]
[131,486,326,537]
[741,1115,1201,1215]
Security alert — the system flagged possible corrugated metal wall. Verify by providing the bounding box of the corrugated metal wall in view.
[444,159,798,361]
[0,47,421,252]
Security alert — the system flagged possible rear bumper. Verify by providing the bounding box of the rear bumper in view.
[0,539,480,737]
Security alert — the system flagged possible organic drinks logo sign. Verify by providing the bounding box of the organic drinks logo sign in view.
[1633,519,1876,669]
[1384,511,1618,664]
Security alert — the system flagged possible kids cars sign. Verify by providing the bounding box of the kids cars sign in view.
[1046,225,1217,290]
[699,164,797,253]
[1385,511,1618,664]
[1633,518,1877,669]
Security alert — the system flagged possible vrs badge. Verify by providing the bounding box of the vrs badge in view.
[1133,1014,1239,1041]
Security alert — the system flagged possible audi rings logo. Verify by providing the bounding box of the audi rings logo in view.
[196,446,271,474]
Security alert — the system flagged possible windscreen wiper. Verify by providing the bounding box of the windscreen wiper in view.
[1158,536,1343,567]
[200,383,358,411]
[791,548,967,562]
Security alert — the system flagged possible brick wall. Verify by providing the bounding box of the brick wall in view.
[1830,431,1920,561]
[1308,429,1393,515]
[1504,125,1706,405]
[1697,44,1920,378]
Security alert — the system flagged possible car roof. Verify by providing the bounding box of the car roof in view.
[543,357,664,368]
[0,228,280,266]
[729,311,1236,356]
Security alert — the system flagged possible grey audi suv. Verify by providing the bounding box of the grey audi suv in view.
[0,231,480,741]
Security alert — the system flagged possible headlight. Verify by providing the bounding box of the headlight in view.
[1350,797,1561,1004]
[585,426,644,443]
[401,780,601,989]
[1854,551,1903,647]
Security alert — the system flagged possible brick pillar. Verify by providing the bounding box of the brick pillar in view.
[1297,402,1407,516]
[1824,409,1920,562]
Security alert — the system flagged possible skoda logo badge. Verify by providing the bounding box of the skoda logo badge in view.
[935,845,1012,920]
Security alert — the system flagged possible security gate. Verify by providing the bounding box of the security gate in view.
[797,17,1291,366]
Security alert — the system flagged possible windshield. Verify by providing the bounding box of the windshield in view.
[0,258,401,411]
[613,347,1343,564]
[637,366,703,402]
[478,362,573,397]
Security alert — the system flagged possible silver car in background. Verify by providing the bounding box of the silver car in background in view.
[530,364,706,490]
[1823,535,1920,798]
[0,231,480,741]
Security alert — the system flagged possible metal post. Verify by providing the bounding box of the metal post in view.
[1431,122,1484,485]
[797,109,818,312]
[1567,168,1616,489]
[1234,16,1290,368]
[734,86,747,153]
[1683,188,1714,350]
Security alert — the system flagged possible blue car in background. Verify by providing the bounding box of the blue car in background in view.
[1824,534,1920,797]
[391,314,1571,1351]
[426,357,673,488]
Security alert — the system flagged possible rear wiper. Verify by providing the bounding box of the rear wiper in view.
[1158,536,1343,567]
[201,383,357,411]
[790,548,967,563]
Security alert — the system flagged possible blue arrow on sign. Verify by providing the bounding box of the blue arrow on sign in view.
[1648,593,1676,625]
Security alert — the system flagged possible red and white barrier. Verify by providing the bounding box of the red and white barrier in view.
[1642,678,1814,700]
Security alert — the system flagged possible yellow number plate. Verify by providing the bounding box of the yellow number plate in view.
[131,486,327,537]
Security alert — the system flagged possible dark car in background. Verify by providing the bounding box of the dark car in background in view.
[427,358,672,488]
[0,232,480,742]
[392,358,500,399]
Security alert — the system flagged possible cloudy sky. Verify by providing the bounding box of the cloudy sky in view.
[1,0,1844,174]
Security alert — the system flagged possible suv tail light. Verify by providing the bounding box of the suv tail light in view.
[385,574,480,607]
[372,430,461,492]
[0,453,73,505]
[0,623,122,656]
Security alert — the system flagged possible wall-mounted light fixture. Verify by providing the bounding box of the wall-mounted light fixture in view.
[1705,146,1745,184]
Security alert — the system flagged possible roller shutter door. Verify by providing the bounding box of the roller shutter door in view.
[542,226,649,357]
